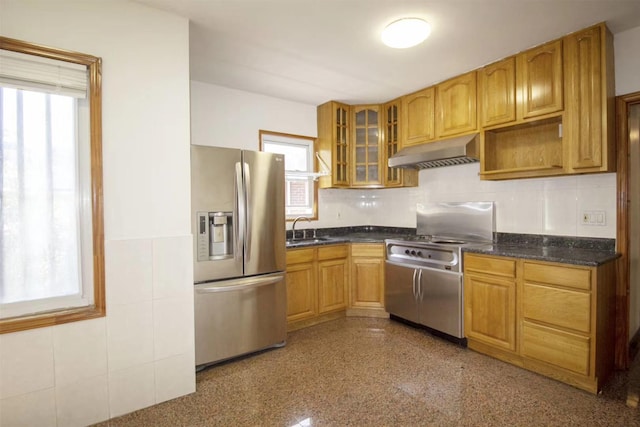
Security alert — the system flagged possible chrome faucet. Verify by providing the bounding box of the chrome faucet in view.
[292,216,311,240]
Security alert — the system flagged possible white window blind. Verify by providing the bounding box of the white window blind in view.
[0,51,93,319]
[0,49,87,98]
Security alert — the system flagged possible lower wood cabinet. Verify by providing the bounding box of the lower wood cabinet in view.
[317,245,349,314]
[349,243,386,316]
[285,248,317,323]
[464,255,517,352]
[285,244,348,330]
[286,242,388,330]
[464,253,616,394]
[521,321,591,376]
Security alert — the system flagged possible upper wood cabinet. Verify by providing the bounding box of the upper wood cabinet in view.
[481,116,564,179]
[351,105,382,187]
[318,23,614,183]
[317,101,350,188]
[480,40,563,129]
[435,71,478,137]
[316,100,417,189]
[383,100,402,186]
[517,39,563,119]
[480,47,564,178]
[479,57,516,127]
[401,87,435,146]
[383,99,418,188]
[563,23,615,173]
[480,23,614,180]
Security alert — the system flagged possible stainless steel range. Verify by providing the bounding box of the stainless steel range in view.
[385,201,495,344]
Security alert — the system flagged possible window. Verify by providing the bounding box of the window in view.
[260,131,318,220]
[0,37,104,333]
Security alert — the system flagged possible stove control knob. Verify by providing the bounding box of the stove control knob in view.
[410,250,416,256]
[405,249,410,255]
[417,251,423,257]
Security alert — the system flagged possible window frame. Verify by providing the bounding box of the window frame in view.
[0,36,104,334]
[259,130,318,221]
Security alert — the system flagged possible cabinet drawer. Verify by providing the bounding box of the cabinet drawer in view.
[522,321,590,375]
[286,248,315,265]
[464,254,515,278]
[523,284,591,333]
[524,262,591,290]
[318,244,348,261]
[350,243,384,258]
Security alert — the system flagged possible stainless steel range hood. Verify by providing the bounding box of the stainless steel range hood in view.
[388,133,479,170]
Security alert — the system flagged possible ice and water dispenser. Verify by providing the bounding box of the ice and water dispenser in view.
[196,211,233,261]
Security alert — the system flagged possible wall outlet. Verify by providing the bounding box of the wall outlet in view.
[582,210,606,226]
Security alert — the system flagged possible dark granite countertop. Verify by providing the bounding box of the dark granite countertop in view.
[285,236,350,248]
[462,232,619,266]
[462,244,619,266]
[285,226,414,248]
[286,227,619,266]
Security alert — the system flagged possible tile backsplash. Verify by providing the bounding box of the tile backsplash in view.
[311,163,616,239]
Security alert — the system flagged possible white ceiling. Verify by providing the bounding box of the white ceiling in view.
[135,0,640,106]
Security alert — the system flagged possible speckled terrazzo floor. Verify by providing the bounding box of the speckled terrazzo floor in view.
[94,317,640,426]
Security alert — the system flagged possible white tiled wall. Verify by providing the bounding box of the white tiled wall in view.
[52,319,108,389]
[108,363,156,419]
[0,328,55,400]
[0,236,196,426]
[103,235,195,419]
[309,163,616,239]
[55,375,109,427]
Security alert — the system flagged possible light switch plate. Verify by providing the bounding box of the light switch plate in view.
[582,210,606,226]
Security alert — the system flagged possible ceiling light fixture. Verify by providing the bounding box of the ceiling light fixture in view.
[381,18,431,49]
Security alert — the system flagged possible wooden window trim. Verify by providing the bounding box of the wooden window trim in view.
[0,36,105,334]
[259,130,319,221]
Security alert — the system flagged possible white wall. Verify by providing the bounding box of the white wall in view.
[190,81,317,150]
[615,25,640,96]
[0,1,194,426]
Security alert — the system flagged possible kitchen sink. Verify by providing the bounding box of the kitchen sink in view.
[286,236,334,245]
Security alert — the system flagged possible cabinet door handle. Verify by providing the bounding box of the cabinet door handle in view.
[412,269,418,299]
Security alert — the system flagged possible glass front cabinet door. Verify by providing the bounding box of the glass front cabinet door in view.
[352,105,382,187]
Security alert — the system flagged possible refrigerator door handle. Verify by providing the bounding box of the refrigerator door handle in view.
[243,161,252,262]
[235,161,245,262]
[195,273,283,294]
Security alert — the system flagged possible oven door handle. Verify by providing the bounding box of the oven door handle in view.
[412,268,418,299]
[417,265,463,276]
[385,260,462,276]
[417,269,424,300]
[387,253,459,268]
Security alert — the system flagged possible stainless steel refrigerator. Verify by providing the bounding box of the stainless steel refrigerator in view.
[191,144,287,368]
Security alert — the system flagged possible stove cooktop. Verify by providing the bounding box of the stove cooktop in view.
[387,236,491,248]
